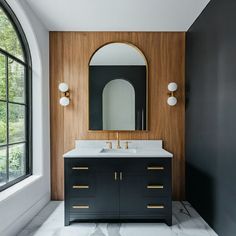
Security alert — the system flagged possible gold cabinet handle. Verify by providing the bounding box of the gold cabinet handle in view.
[72,185,89,189]
[147,166,164,170]
[147,185,164,189]
[114,172,117,180]
[72,167,89,170]
[119,172,123,180]
[72,205,89,209]
[147,205,164,209]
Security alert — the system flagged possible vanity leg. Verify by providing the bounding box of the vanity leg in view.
[64,206,70,226]
[64,202,70,226]
[166,217,172,226]
[65,216,70,226]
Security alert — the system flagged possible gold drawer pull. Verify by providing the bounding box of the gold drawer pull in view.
[147,166,164,170]
[147,185,164,189]
[72,167,89,170]
[72,185,89,189]
[147,205,164,209]
[72,205,89,209]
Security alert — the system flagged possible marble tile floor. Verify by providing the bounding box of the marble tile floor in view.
[18,201,218,236]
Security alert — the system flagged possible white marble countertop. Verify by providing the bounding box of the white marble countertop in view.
[63,140,173,158]
[63,148,173,158]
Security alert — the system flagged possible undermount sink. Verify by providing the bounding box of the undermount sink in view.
[100,148,137,154]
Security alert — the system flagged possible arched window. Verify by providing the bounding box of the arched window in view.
[0,1,32,191]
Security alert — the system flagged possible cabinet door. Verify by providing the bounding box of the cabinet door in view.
[65,159,120,219]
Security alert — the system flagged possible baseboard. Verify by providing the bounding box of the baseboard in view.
[1,192,50,236]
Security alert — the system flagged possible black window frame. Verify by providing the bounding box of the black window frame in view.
[0,0,32,192]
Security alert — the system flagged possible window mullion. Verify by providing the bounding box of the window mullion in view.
[6,55,9,182]
[0,48,26,66]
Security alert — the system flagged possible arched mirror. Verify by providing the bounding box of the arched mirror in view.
[89,42,147,131]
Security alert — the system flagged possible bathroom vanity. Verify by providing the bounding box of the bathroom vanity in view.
[64,140,173,226]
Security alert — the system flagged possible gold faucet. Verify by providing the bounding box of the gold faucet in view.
[116,132,121,149]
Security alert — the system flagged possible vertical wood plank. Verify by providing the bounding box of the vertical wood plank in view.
[50,32,185,200]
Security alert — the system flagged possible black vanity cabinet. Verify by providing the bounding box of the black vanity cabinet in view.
[64,157,172,226]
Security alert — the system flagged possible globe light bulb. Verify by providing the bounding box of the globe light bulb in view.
[59,97,70,106]
[167,96,177,106]
[58,82,69,92]
[168,82,178,92]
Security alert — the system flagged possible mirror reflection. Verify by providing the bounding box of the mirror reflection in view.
[103,79,135,130]
[89,42,147,131]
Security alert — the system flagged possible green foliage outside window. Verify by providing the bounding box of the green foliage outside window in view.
[0,8,24,60]
[0,8,26,185]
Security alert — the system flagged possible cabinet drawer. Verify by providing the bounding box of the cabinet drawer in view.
[120,173,171,197]
[69,197,118,215]
[119,158,171,174]
[120,197,171,216]
[67,171,118,197]
[68,174,96,197]
[66,158,117,174]
[145,173,171,196]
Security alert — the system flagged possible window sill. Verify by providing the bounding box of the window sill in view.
[0,175,42,202]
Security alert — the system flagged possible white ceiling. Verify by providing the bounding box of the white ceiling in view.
[25,0,210,31]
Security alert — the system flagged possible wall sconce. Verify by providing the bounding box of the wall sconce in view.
[59,82,70,106]
[167,82,178,106]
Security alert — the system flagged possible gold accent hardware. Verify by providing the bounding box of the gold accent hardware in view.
[167,91,175,97]
[72,205,89,209]
[116,132,121,149]
[147,185,164,189]
[106,141,112,149]
[147,166,164,170]
[147,205,164,209]
[120,172,123,180]
[72,185,89,189]
[72,167,89,170]
[114,172,117,180]
[64,91,70,97]
[124,141,131,149]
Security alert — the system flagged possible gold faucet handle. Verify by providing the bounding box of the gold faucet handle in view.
[106,141,112,149]
[124,141,132,149]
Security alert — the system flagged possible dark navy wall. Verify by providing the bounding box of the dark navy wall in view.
[186,0,236,235]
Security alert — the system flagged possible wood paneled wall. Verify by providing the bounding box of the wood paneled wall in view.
[50,32,185,200]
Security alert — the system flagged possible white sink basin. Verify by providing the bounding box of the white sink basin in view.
[100,148,137,154]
